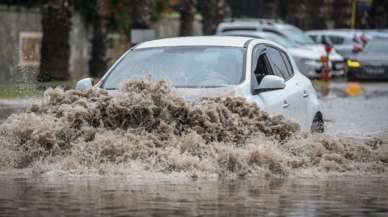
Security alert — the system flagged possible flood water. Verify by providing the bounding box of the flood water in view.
[0,174,387,217]
[1,81,388,216]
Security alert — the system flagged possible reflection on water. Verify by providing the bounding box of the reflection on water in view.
[0,175,387,217]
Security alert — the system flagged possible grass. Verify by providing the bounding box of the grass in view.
[0,80,77,99]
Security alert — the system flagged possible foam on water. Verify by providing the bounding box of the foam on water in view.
[0,79,387,178]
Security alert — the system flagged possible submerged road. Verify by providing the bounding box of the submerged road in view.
[321,82,388,136]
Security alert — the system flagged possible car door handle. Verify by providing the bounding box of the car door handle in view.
[303,90,309,98]
[282,100,289,108]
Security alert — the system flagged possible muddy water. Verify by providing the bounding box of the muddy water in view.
[0,174,387,217]
[1,80,388,216]
[0,104,24,123]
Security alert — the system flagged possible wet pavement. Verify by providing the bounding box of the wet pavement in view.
[320,82,388,136]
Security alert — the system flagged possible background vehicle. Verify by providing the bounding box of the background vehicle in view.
[77,36,324,133]
[347,38,388,80]
[217,20,345,78]
[219,31,342,78]
[364,30,388,40]
[306,30,365,59]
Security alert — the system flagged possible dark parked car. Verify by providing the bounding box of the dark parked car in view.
[347,38,388,80]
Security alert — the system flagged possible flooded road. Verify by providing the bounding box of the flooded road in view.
[0,174,387,217]
[0,81,387,216]
[321,82,388,136]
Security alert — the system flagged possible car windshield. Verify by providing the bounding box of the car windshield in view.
[283,28,315,45]
[102,46,245,89]
[363,39,388,53]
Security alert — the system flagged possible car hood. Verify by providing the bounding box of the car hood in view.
[174,86,245,100]
[288,47,322,60]
[356,53,388,65]
[107,86,245,101]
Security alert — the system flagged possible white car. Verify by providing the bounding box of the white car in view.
[218,31,343,78]
[306,30,365,59]
[217,20,345,77]
[76,36,324,133]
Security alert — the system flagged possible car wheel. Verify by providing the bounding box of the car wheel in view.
[311,112,324,133]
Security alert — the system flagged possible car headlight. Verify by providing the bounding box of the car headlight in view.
[347,59,361,68]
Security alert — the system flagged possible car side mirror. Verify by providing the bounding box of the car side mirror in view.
[254,75,285,94]
[75,78,93,91]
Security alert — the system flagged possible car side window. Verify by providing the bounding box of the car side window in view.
[280,51,294,79]
[327,35,344,45]
[252,45,274,85]
[266,47,289,80]
[309,35,317,42]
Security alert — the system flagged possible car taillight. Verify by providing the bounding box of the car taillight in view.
[325,44,332,54]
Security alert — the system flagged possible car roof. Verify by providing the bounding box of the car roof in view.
[219,30,276,38]
[369,37,388,42]
[134,36,258,49]
[217,21,296,32]
[306,30,363,37]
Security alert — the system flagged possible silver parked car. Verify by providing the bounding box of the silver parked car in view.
[306,30,365,59]
[218,31,344,78]
[217,20,345,78]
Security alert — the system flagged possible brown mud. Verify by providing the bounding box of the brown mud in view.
[0,79,387,178]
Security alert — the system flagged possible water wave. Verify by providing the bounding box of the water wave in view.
[0,79,387,178]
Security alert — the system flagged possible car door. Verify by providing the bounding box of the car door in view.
[249,44,291,120]
[265,46,308,128]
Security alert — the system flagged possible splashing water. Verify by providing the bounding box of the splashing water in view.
[0,79,387,178]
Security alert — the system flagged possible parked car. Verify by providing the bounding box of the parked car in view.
[347,38,388,80]
[76,36,324,133]
[364,30,388,40]
[216,20,345,78]
[306,30,366,59]
[218,31,344,78]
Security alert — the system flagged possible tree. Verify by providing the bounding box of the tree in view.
[74,0,111,78]
[38,0,72,82]
[369,0,388,28]
[179,0,197,36]
[89,0,111,78]
[130,0,152,29]
[199,0,227,35]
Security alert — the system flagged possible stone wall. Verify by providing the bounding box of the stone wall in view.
[0,7,89,83]
[0,8,41,83]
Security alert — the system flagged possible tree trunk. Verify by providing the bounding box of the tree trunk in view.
[179,0,196,36]
[38,0,71,82]
[200,0,227,35]
[89,0,110,78]
[131,0,152,29]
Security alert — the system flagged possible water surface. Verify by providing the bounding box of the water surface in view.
[0,174,387,217]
